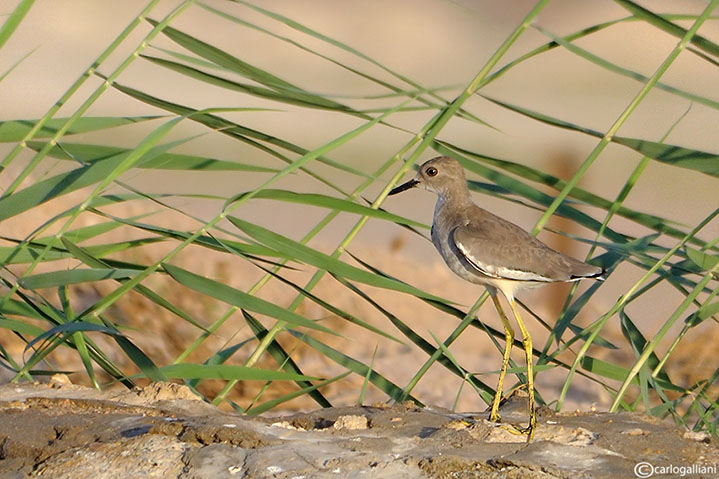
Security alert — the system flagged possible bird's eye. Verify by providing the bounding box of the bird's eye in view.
[425,167,438,177]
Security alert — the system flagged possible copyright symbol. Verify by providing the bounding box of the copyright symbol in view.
[634,462,653,478]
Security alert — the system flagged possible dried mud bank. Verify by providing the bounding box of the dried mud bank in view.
[0,377,717,479]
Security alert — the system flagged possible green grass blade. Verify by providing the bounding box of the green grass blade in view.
[613,137,719,178]
[228,0,492,128]
[106,320,166,382]
[0,318,44,336]
[20,268,140,289]
[58,285,97,388]
[686,301,719,327]
[109,81,370,182]
[0,116,162,142]
[60,237,209,333]
[614,0,719,58]
[142,54,358,113]
[228,216,448,303]
[249,263,402,343]
[147,19,299,92]
[245,372,350,415]
[332,274,495,404]
[619,310,672,383]
[0,296,45,320]
[485,98,719,178]
[21,322,115,358]
[0,0,35,48]
[0,47,37,85]
[241,310,331,408]
[0,131,186,222]
[686,247,719,271]
[163,263,337,336]
[534,24,719,111]
[184,339,255,389]
[288,329,422,405]
[86,210,289,260]
[0,161,122,222]
[152,363,319,382]
[0,237,164,265]
[227,189,427,229]
[47,217,150,244]
[27,141,278,172]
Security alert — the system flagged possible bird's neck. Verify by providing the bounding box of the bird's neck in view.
[436,188,471,209]
[434,189,471,221]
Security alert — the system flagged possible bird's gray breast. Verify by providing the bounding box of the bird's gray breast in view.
[431,201,486,285]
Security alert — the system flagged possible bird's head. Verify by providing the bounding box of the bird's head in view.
[389,156,467,199]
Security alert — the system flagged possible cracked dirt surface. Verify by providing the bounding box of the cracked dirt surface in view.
[0,376,717,478]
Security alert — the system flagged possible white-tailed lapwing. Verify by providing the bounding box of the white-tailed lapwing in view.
[389,156,605,440]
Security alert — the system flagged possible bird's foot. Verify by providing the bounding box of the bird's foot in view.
[492,421,536,442]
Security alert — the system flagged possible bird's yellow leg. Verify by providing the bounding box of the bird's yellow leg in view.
[489,294,514,423]
[509,299,536,441]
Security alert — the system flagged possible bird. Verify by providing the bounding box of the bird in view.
[388,156,605,440]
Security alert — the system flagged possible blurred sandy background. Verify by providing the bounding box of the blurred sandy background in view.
[1,0,719,413]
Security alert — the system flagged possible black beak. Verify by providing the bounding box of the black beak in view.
[388,179,419,195]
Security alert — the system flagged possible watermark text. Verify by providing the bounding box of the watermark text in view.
[634,461,717,478]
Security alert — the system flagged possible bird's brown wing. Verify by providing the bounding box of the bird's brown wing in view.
[449,209,599,282]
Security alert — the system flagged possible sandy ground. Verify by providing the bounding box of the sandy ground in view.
[0,376,717,479]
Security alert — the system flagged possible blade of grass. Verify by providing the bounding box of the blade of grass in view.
[288,329,421,405]
[614,0,719,58]
[0,47,37,85]
[27,141,278,172]
[141,53,363,115]
[163,263,336,335]
[0,127,188,223]
[0,0,191,189]
[246,372,350,415]
[248,262,401,343]
[0,0,34,49]
[228,217,446,303]
[0,116,162,143]
[619,310,671,383]
[534,24,719,111]
[485,98,719,179]
[152,363,318,381]
[109,81,370,188]
[227,0,491,127]
[61,237,209,333]
[241,310,332,408]
[226,189,427,229]
[19,268,140,289]
[333,274,495,404]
